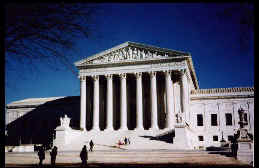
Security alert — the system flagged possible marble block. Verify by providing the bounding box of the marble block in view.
[237,141,253,165]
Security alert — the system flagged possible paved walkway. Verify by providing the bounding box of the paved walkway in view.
[5,150,252,168]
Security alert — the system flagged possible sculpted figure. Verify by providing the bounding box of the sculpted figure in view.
[119,50,123,60]
[176,112,183,123]
[147,51,152,58]
[141,50,145,59]
[132,48,138,59]
[122,48,127,59]
[153,52,157,58]
[60,115,71,129]
[128,47,133,60]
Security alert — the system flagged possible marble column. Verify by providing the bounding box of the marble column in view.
[105,74,113,130]
[135,72,144,130]
[149,71,159,130]
[92,75,100,131]
[164,70,175,129]
[120,73,128,130]
[80,76,86,131]
[180,69,189,122]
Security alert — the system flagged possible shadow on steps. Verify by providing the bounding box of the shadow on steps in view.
[140,130,175,144]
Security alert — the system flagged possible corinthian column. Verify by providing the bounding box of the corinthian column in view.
[164,70,175,129]
[119,73,128,130]
[149,71,159,130]
[135,72,144,130]
[80,76,86,131]
[92,75,100,131]
[105,74,113,130]
[180,69,189,122]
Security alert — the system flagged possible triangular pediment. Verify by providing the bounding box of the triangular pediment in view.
[75,42,189,67]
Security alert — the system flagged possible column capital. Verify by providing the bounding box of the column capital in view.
[134,72,142,79]
[91,75,99,81]
[119,73,127,79]
[80,76,86,81]
[179,69,186,76]
[149,71,157,77]
[163,70,172,76]
[105,74,113,80]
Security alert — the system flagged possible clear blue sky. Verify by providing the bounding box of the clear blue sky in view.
[5,3,254,105]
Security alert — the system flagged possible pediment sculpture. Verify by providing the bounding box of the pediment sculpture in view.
[87,47,170,65]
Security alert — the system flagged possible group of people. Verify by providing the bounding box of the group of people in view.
[118,137,131,147]
[80,140,94,167]
[37,145,57,168]
[36,140,94,167]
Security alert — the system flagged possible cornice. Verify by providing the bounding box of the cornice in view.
[191,87,254,95]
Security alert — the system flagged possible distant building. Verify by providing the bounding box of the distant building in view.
[6,42,254,150]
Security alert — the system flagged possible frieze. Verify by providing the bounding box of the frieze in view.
[79,61,186,76]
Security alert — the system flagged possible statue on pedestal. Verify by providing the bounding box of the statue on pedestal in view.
[237,107,250,141]
[59,115,71,130]
[176,112,183,124]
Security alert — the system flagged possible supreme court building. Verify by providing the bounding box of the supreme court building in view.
[6,42,254,150]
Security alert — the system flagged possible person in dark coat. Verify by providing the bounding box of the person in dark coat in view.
[231,137,238,159]
[89,140,94,152]
[124,137,127,145]
[50,146,58,167]
[80,145,88,167]
[38,145,45,167]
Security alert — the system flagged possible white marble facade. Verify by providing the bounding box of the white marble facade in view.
[6,42,254,149]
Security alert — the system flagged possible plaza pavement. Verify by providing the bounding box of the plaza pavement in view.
[5,149,253,168]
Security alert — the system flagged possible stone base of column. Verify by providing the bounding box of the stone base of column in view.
[149,126,159,131]
[119,127,128,131]
[80,128,87,131]
[92,127,100,131]
[135,127,144,131]
[105,127,114,131]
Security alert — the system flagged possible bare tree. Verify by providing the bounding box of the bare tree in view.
[5,3,100,76]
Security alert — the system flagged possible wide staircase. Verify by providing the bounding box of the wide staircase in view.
[56,129,187,151]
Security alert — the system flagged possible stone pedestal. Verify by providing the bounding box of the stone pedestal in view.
[173,124,191,149]
[53,126,73,146]
[237,141,253,164]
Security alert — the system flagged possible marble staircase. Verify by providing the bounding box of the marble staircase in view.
[55,129,193,151]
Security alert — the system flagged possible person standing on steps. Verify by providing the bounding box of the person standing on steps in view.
[124,137,128,145]
[80,145,88,168]
[89,140,94,152]
[38,145,45,167]
[128,137,131,144]
[50,146,58,168]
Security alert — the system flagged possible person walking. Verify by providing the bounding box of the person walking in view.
[80,145,88,168]
[50,146,58,168]
[38,145,45,167]
[124,137,128,145]
[89,140,94,152]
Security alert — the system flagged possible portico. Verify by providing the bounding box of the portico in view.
[75,42,199,132]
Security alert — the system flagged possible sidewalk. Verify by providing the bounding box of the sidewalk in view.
[5,150,252,168]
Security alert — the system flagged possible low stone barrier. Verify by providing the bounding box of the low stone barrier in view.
[5,145,34,152]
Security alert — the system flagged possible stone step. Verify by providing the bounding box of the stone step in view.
[6,151,243,166]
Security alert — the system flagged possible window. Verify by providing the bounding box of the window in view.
[197,114,203,126]
[213,136,218,141]
[228,136,234,142]
[198,136,204,141]
[225,113,232,126]
[211,114,218,126]
[244,113,248,122]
